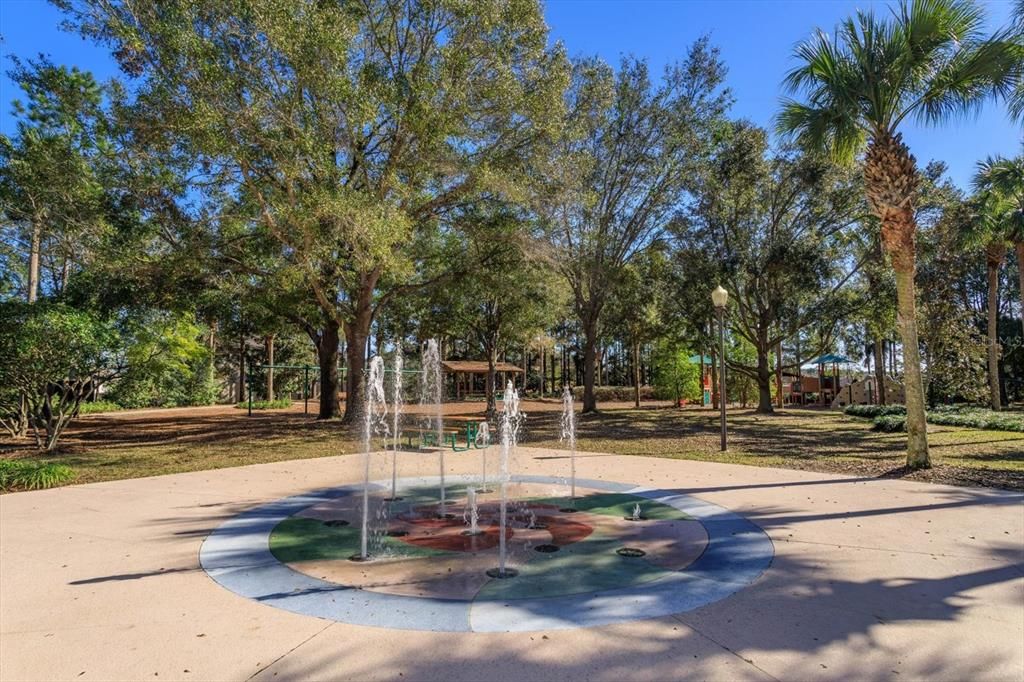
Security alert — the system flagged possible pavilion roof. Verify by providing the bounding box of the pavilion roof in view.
[441,360,524,374]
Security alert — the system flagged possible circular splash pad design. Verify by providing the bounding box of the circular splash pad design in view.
[199,475,773,632]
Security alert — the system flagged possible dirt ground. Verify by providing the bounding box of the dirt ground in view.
[2,399,1022,490]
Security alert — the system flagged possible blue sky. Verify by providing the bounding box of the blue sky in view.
[1,0,1019,190]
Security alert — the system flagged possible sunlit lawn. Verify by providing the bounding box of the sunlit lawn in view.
[2,403,1021,491]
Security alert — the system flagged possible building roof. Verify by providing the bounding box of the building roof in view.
[441,360,524,374]
[810,353,855,365]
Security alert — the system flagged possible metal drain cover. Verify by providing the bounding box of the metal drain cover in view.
[616,547,646,557]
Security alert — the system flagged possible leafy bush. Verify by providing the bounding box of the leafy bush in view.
[235,399,293,410]
[0,459,75,491]
[926,406,1024,432]
[570,386,656,402]
[77,401,123,415]
[845,404,907,418]
[854,404,1024,433]
[106,311,217,409]
[872,414,907,432]
[0,302,119,451]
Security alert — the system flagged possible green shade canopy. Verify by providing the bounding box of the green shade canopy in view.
[809,353,854,365]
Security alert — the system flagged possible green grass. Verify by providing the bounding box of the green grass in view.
[0,459,75,491]
[77,401,123,415]
[235,399,294,410]
[3,403,1021,493]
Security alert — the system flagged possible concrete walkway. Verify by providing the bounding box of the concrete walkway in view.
[2,449,1022,681]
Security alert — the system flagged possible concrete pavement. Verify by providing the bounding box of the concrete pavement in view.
[1,448,1021,681]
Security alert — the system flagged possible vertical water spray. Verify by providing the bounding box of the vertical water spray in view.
[463,487,481,535]
[488,380,522,579]
[476,421,491,493]
[420,340,446,515]
[560,385,577,504]
[357,355,389,561]
[389,348,404,501]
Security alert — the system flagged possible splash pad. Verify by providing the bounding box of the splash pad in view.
[199,473,772,632]
[200,346,771,632]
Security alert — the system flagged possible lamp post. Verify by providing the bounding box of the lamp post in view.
[712,285,729,451]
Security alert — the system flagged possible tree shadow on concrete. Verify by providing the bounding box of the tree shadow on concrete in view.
[242,544,1021,680]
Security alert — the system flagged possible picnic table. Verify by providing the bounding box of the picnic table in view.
[399,415,491,451]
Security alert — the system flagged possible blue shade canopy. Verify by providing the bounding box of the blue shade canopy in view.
[688,355,714,364]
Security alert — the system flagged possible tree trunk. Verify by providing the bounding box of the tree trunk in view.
[756,348,774,414]
[27,221,41,303]
[343,324,368,424]
[265,335,275,402]
[865,131,928,468]
[1016,241,1024,339]
[523,347,529,393]
[540,347,546,396]
[237,331,246,404]
[485,342,497,415]
[986,244,1005,410]
[317,319,341,419]
[775,343,784,408]
[893,266,929,466]
[874,340,886,405]
[582,319,599,413]
[633,341,641,408]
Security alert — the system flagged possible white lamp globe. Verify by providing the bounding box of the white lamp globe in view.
[711,285,729,309]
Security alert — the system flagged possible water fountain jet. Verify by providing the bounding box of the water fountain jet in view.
[420,340,446,516]
[487,380,522,579]
[352,355,388,561]
[387,348,404,502]
[559,385,578,512]
[462,487,483,536]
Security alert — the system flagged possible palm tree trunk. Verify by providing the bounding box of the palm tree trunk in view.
[985,243,1005,410]
[893,265,929,467]
[866,131,928,468]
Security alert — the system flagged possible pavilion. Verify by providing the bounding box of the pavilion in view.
[442,360,525,399]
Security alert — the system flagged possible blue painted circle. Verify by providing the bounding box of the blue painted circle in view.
[199,475,773,632]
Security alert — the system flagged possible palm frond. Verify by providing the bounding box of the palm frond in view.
[775,99,863,162]
[783,0,1021,142]
[912,27,1024,126]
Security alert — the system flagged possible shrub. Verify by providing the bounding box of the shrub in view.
[872,414,907,432]
[925,407,1024,432]
[845,404,906,419]
[856,405,1024,433]
[77,401,123,415]
[235,399,293,410]
[0,459,75,491]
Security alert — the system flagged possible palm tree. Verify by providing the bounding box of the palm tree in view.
[974,155,1024,336]
[962,194,1009,410]
[778,0,1023,469]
